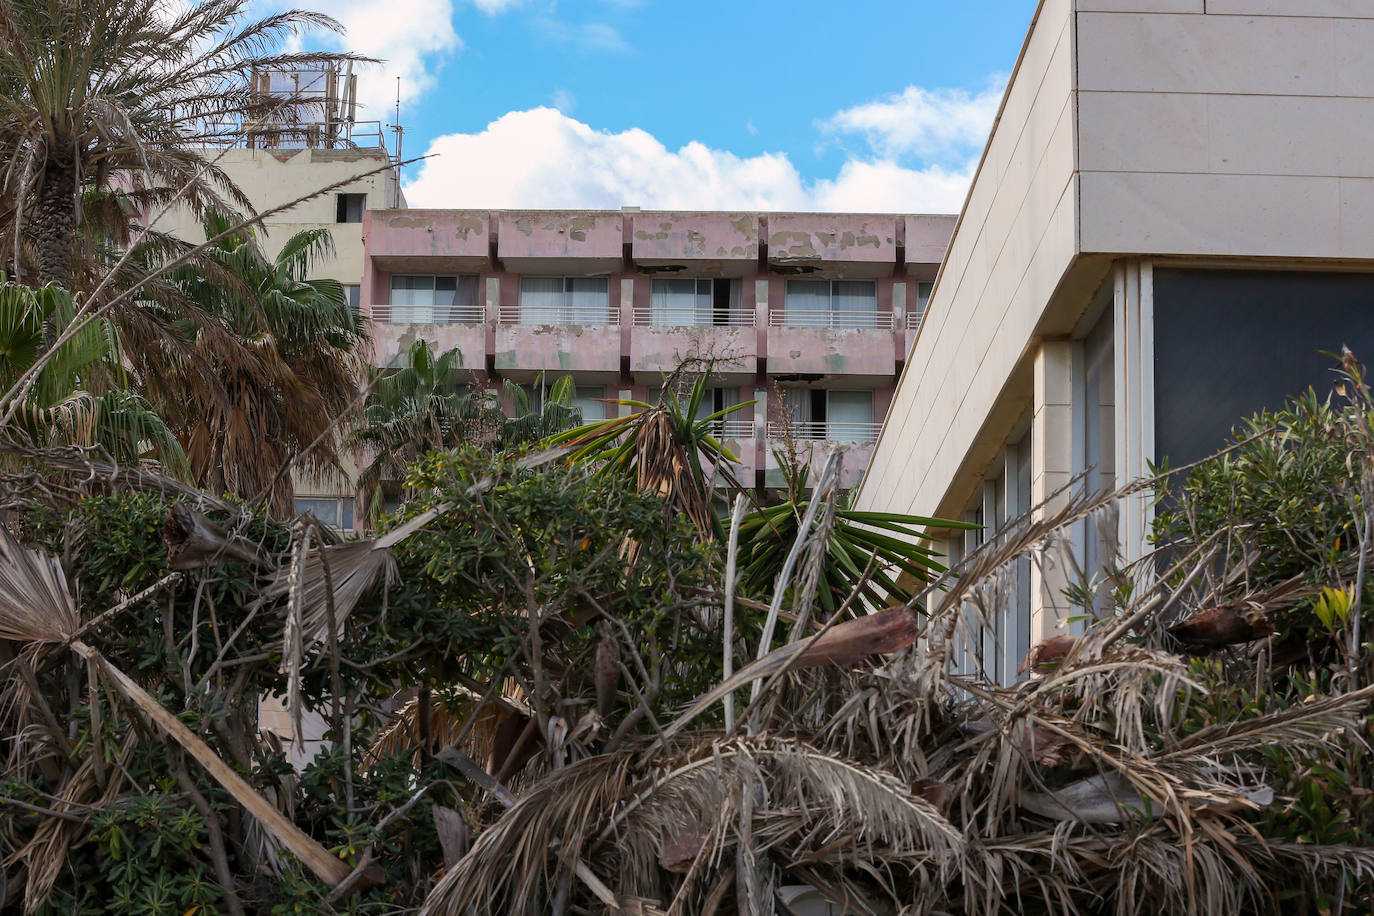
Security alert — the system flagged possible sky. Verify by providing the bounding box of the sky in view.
[261,0,1036,213]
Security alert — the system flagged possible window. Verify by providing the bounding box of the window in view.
[518,277,611,325]
[783,279,878,328]
[571,386,606,423]
[343,284,360,311]
[779,389,875,441]
[944,429,1032,686]
[912,282,934,331]
[648,278,743,326]
[335,193,365,223]
[388,275,480,323]
[295,497,355,531]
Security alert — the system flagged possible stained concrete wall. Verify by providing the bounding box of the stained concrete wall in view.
[151,147,401,286]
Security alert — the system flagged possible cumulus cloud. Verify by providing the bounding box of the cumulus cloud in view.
[821,78,1006,162]
[252,0,461,120]
[404,106,981,213]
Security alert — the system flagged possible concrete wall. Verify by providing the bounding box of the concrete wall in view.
[857,0,1079,521]
[152,147,400,285]
[1076,5,1374,259]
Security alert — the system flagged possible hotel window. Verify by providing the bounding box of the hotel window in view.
[912,281,934,331]
[388,275,480,323]
[648,278,744,326]
[519,277,612,325]
[335,193,365,223]
[295,497,355,531]
[780,389,875,441]
[571,386,606,423]
[343,284,360,311]
[783,279,878,328]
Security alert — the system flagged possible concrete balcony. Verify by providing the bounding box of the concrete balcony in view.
[762,439,875,490]
[367,314,486,368]
[766,324,897,377]
[767,214,900,278]
[365,210,490,273]
[493,322,623,377]
[629,306,756,379]
[496,210,623,274]
[631,211,758,273]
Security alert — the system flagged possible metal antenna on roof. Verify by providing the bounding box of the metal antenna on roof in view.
[391,77,404,208]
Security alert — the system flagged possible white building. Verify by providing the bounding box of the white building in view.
[858,0,1374,681]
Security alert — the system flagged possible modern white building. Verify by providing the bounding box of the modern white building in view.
[857,0,1374,682]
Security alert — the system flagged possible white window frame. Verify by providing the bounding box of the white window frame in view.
[782,279,879,328]
[517,277,613,325]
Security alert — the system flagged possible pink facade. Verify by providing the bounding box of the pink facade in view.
[359,208,956,489]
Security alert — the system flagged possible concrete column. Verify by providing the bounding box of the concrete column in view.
[1030,339,1075,643]
[484,276,500,371]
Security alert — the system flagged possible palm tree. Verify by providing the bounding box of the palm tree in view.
[158,212,366,514]
[0,277,184,469]
[353,338,583,519]
[0,0,358,290]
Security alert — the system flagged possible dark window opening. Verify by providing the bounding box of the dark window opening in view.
[336,193,365,223]
[713,279,733,325]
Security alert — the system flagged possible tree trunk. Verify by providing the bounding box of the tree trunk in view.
[30,160,76,292]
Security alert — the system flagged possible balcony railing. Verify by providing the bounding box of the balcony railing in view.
[632,306,754,327]
[498,305,619,326]
[370,304,484,324]
[769,310,894,330]
[705,419,753,438]
[765,421,881,442]
[906,310,926,330]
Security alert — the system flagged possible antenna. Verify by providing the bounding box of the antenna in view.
[391,77,405,208]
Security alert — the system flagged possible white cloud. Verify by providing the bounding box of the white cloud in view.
[403,107,975,213]
[252,0,460,120]
[550,88,576,114]
[821,78,1005,162]
[470,0,523,12]
[534,18,628,51]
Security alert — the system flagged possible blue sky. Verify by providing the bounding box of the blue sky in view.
[286,0,1036,211]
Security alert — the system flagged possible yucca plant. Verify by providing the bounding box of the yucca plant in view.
[546,371,751,541]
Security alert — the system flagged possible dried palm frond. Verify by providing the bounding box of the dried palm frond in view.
[0,525,76,643]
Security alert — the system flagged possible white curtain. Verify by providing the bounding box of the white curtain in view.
[390,275,433,323]
[572,386,605,423]
[827,390,874,440]
[650,278,697,326]
[726,278,743,324]
[519,277,563,325]
[784,280,830,327]
[831,281,877,328]
[568,278,610,323]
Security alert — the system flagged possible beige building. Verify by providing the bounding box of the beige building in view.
[857,0,1374,683]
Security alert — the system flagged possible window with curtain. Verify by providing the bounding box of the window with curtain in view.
[388,275,478,322]
[784,280,831,327]
[913,281,934,330]
[295,497,355,531]
[831,281,878,327]
[649,278,711,326]
[826,390,875,440]
[519,277,611,325]
[572,386,606,423]
[783,279,877,328]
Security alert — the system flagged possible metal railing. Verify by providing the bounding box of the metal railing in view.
[765,421,881,442]
[631,306,754,327]
[370,304,484,324]
[906,310,926,331]
[498,305,619,326]
[706,419,754,438]
[769,309,894,330]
